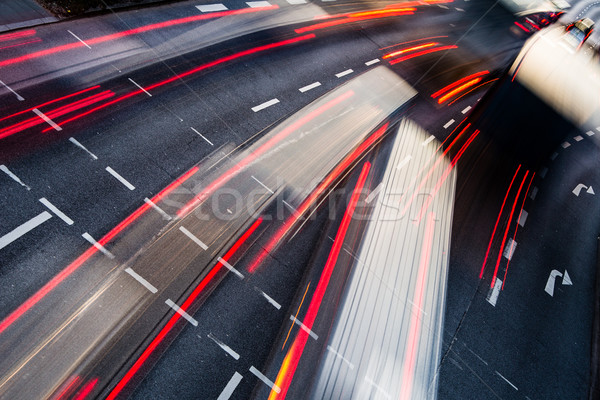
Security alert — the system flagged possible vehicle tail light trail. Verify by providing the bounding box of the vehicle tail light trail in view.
[380,36,448,50]
[72,378,98,400]
[431,71,489,99]
[501,172,535,289]
[106,218,263,400]
[388,45,457,64]
[0,38,41,51]
[479,165,522,279]
[52,375,81,400]
[295,8,415,33]
[268,161,371,400]
[490,170,529,288]
[0,166,199,336]
[382,42,439,59]
[246,122,388,273]
[0,6,279,68]
[514,21,529,32]
[437,78,481,104]
[176,89,353,219]
[40,34,316,134]
[447,78,498,105]
[399,211,436,400]
[0,29,36,43]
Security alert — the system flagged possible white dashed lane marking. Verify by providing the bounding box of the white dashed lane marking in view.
[179,226,208,250]
[252,98,279,112]
[299,81,321,93]
[82,232,114,259]
[144,198,172,220]
[290,315,318,339]
[69,137,98,160]
[335,69,353,78]
[0,165,30,190]
[33,108,62,131]
[217,372,243,400]
[196,3,228,12]
[496,371,518,390]
[207,333,240,359]
[165,298,198,326]
[365,58,380,66]
[105,166,135,190]
[0,212,52,251]
[246,0,271,6]
[125,267,158,293]
[39,197,74,225]
[249,366,280,393]
[486,278,502,306]
[68,30,91,49]
[191,127,214,146]
[0,80,25,101]
[443,119,455,129]
[255,287,281,309]
[128,78,152,96]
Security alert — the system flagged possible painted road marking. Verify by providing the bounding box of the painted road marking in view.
[246,1,271,7]
[33,108,62,131]
[443,119,455,129]
[299,81,321,93]
[495,371,518,390]
[283,200,297,213]
[550,152,558,160]
[179,226,208,250]
[39,198,73,225]
[125,267,158,293]
[572,183,594,196]
[486,277,502,306]
[190,127,214,146]
[530,186,538,200]
[105,167,135,190]
[396,155,412,170]
[82,232,115,259]
[365,58,380,66]
[503,238,517,260]
[207,333,240,359]
[144,198,172,220]
[540,167,548,178]
[335,69,353,78]
[252,98,279,112]
[217,372,243,400]
[255,287,281,309]
[290,315,318,340]
[0,80,24,101]
[165,299,198,326]
[545,269,572,296]
[249,366,280,393]
[128,78,152,96]
[0,165,30,190]
[218,257,244,279]
[365,377,391,399]
[252,175,274,193]
[0,212,52,250]
[365,183,383,204]
[518,209,528,227]
[587,130,596,136]
[326,345,355,369]
[286,0,307,3]
[455,7,465,11]
[421,135,435,146]
[561,141,571,148]
[461,105,471,114]
[574,135,583,142]
[196,3,228,12]
[69,137,98,160]
[67,30,91,49]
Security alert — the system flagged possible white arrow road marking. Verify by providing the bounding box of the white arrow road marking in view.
[563,270,572,285]
[588,186,595,195]
[545,269,572,296]
[573,184,587,196]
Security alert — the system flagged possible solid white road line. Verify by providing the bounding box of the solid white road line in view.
[208,333,240,359]
[165,299,198,326]
[421,135,435,146]
[290,315,318,339]
[32,108,62,131]
[518,209,528,227]
[128,78,152,96]
[252,175,274,193]
[39,198,74,225]
[0,212,52,250]
[217,372,243,400]
[486,278,503,306]
[503,238,517,260]
[365,58,380,66]
[179,226,208,250]
[249,366,281,393]
[69,137,98,160]
[105,166,135,190]
[68,30,91,49]
[252,98,279,112]
[0,165,31,190]
[218,257,244,279]
[125,267,158,293]
[246,1,271,7]
[190,127,214,145]
[255,287,281,309]
[335,69,353,78]
[82,232,115,259]
[396,155,412,170]
[299,81,321,93]
[196,3,228,12]
[144,198,172,220]
[443,119,455,129]
[326,345,355,369]
[495,371,518,390]
[461,105,471,114]
[0,80,24,101]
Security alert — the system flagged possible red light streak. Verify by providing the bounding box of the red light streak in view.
[380,36,448,50]
[382,42,438,59]
[295,10,414,33]
[106,217,263,400]
[431,70,489,99]
[514,21,529,32]
[0,38,41,51]
[246,122,387,273]
[268,161,371,400]
[479,165,521,279]
[447,78,498,105]
[40,34,316,133]
[490,170,529,288]
[437,78,481,104]
[72,378,98,400]
[0,166,199,336]
[348,7,416,17]
[399,211,436,400]
[501,172,534,289]
[0,30,36,43]
[53,376,81,400]
[0,7,278,68]
[176,88,352,219]
[388,45,457,64]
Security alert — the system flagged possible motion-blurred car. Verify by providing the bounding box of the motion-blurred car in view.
[564,17,595,49]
